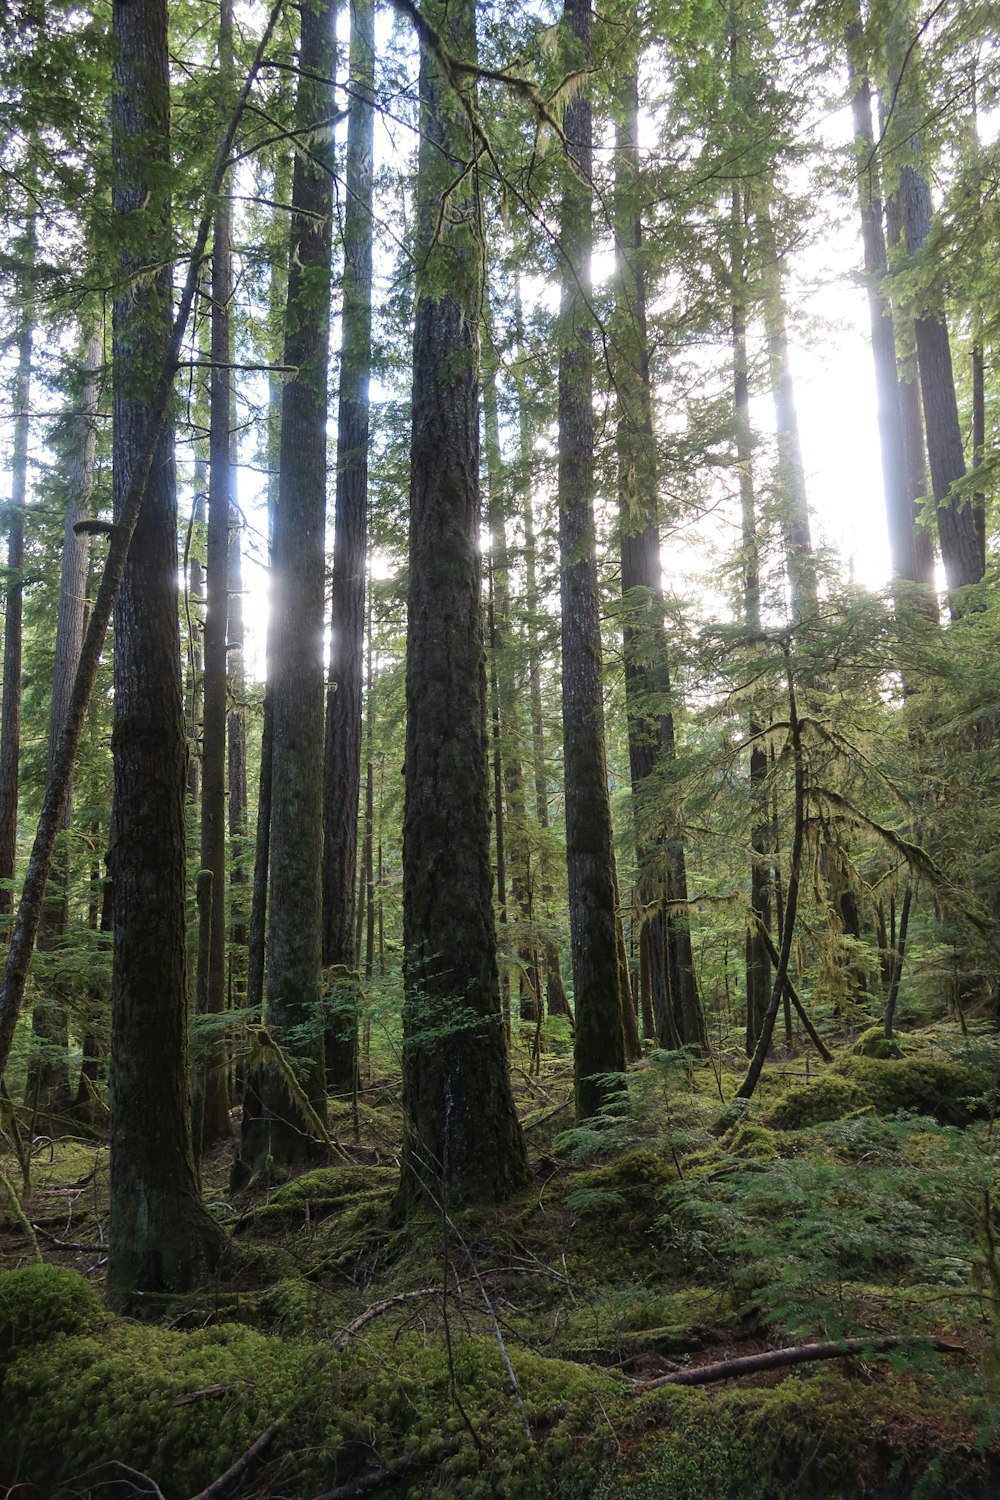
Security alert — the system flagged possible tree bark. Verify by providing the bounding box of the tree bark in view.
[513,277,571,1023]
[107,0,222,1304]
[246,0,336,1172]
[615,58,704,1056]
[887,16,982,603]
[29,331,100,1124]
[0,215,34,934]
[396,0,527,1212]
[323,0,375,1095]
[199,0,237,1148]
[0,0,283,1093]
[730,164,771,1055]
[846,21,931,598]
[558,0,626,1122]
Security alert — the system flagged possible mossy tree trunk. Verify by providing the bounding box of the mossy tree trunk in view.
[323,0,375,1096]
[242,0,336,1173]
[107,0,222,1304]
[558,0,625,1121]
[396,0,528,1213]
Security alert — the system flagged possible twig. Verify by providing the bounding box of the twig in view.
[334,1288,440,1349]
[310,1441,462,1500]
[638,1333,963,1390]
[185,1421,282,1500]
[523,1098,573,1132]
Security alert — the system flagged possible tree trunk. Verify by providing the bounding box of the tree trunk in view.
[199,0,236,1148]
[887,16,982,603]
[323,0,375,1095]
[514,286,571,1023]
[756,197,818,624]
[484,363,535,1024]
[186,474,205,806]
[0,215,34,934]
[558,0,625,1122]
[244,0,336,1173]
[846,21,930,597]
[29,331,100,1125]
[730,165,771,1055]
[615,58,704,1056]
[107,0,222,1304]
[396,0,527,1213]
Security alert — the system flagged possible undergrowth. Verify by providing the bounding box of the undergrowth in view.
[1,1023,999,1497]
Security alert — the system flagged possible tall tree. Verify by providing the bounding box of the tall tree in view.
[29,331,101,1122]
[887,11,982,603]
[397,0,527,1211]
[323,0,376,1094]
[241,0,336,1172]
[846,16,932,597]
[107,0,221,1302]
[557,0,626,1120]
[0,214,34,934]
[614,54,705,1055]
[198,0,237,1149]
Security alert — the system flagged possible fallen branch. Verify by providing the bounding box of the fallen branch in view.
[639,1333,963,1389]
[335,1288,440,1348]
[185,1421,282,1500]
[311,1441,462,1500]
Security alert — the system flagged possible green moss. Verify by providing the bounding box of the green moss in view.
[764,1075,864,1130]
[0,1317,334,1496]
[254,1164,397,1221]
[723,1122,780,1160]
[0,1264,106,1367]
[837,1056,990,1125]
[850,1026,903,1059]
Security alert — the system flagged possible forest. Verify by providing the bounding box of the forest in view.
[1,0,1000,1493]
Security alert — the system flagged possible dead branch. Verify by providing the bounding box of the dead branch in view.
[311,1441,462,1500]
[638,1333,964,1389]
[185,1421,282,1500]
[335,1288,441,1349]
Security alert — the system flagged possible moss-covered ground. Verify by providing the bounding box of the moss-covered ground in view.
[2,1022,1000,1497]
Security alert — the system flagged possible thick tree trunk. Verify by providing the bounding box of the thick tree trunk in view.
[558,0,625,1122]
[846,26,929,596]
[396,0,527,1213]
[0,217,33,934]
[29,332,100,1125]
[107,0,221,1303]
[0,0,282,1095]
[227,503,247,959]
[323,0,375,1094]
[615,60,704,1056]
[199,0,236,1146]
[244,0,336,1172]
[887,17,982,603]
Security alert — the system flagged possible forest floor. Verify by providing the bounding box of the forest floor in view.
[2,1018,1000,1498]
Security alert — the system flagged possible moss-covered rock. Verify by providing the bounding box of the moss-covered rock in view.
[850,1026,903,1060]
[763,1075,864,1130]
[0,1264,106,1368]
[837,1056,990,1125]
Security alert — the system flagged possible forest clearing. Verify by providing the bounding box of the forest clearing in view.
[1,0,1000,1491]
